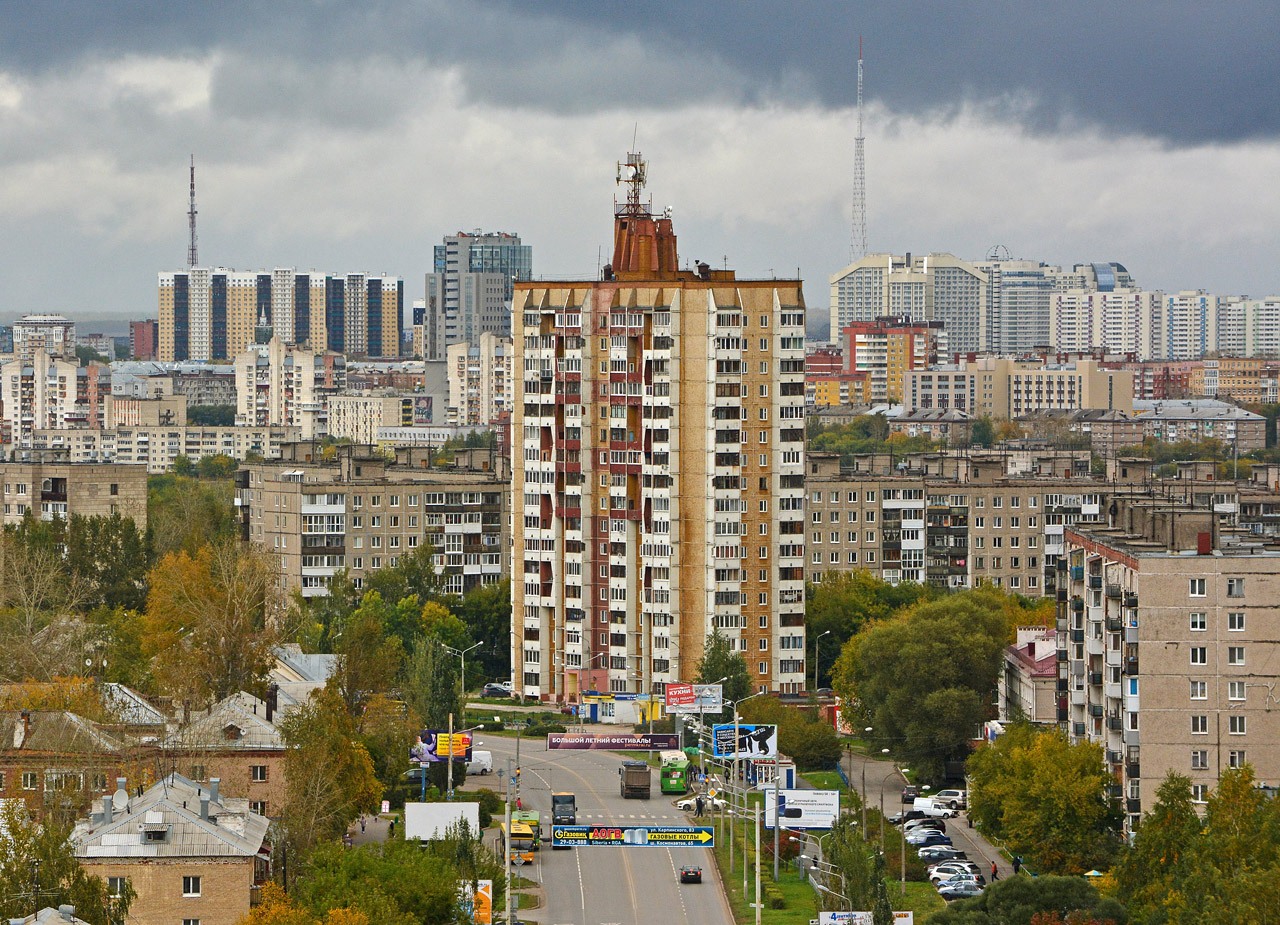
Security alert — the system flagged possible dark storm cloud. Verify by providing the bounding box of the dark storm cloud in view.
[6,1,1276,143]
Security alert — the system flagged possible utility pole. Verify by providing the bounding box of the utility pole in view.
[754,806,762,925]
[504,757,514,925]
[773,764,781,881]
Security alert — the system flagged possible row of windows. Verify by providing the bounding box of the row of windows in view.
[1190,680,1249,700]
[1189,611,1247,631]
[1189,646,1248,666]
[1188,577,1247,597]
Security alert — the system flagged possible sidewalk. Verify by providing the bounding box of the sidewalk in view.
[347,813,393,847]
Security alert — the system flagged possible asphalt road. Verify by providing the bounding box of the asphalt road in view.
[473,734,735,925]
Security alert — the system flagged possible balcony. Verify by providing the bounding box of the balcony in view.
[1072,722,1086,737]
[1126,798,1142,814]
[1107,784,1123,799]
[1088,575,1103,590]
[1106,750,1123,765]
[1106,617,1122,633]
[1088,671,1103,686]
[1070,629,1085,644]
[1127,761,1141,778]
[1089,704,1103,718]
[1124,592,1139,608]
[1071,597,1084,613]
[1107,716,1123,731]
[1069,565,1084,580]
[1125,656,1140,676]
[1106,583,1122,600]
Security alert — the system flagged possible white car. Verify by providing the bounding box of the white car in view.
[928,863,981,884]
[934,789,967,810]
[936,873,983,891]
[677,794,727,812]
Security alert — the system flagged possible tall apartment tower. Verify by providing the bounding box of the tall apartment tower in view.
[423,231,533,360]
[512,154,808,702]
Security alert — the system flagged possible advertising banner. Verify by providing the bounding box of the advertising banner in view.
[712,723,777,758]
[410,730,474,763]
[668,683,724,714]
[546,732,679,751]
[664,683,695,708]
[551,825,714,848]
[819,914,873,925]
[764,789,840,830]
[458,879,492,924]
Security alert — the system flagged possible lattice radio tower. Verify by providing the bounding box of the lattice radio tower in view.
[850,38,867,262]
[187,154,199,268]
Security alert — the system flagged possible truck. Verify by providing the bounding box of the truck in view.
[619,759,651,799]
[551,792,576,849]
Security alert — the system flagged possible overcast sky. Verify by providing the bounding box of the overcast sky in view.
[3,1,1278,338]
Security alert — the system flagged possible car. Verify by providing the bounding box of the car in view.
[904,818,946,833]
[679,865,703,884]
[936,872,984,889]
[938,881,985,901]
[901,785,921,804]
[927,860,979,877]
[934,789,968,810]
[929,866,983,885]
[676,794,727,813]
[906,832,953,848]
[917,846,968,862]
[887,810,929,826]
[482,683,511,698]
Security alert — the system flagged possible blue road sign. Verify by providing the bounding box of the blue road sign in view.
[551,825,715,848]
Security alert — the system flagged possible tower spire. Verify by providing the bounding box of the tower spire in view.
[851,38,867,262]
[187,155,199,268]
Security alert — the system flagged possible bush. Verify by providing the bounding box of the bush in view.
[524,722,567,736]
[472,788,503,829]
[784,720,842,771]
[764,886,786,909]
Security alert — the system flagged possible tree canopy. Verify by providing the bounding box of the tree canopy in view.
[806,572,932,688]
[695,629,752,721]
[928,875,1125,925]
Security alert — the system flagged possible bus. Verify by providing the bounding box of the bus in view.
[500,820,536,865]
[660,752,692,795]
[512,809,542,850]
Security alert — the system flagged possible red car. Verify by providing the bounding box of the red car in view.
[679,865,703,884]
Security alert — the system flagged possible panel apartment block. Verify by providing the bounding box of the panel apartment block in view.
[512,154,806,703]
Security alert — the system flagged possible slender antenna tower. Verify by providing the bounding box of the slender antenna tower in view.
[187,155,199,268]
[850,38,867,262]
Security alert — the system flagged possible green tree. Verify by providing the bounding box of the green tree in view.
[196,453,238,479]
[65,513,153,611]
[0,801,133,924]
[833,589,1013,782]
[1111,771,1202,923]
[455,578,512,686]
[278,687,383,868]
[928,875,1125,925]
[967,723,1121,873]
[971,417,995,448]
[358,693,416,793]
[695,629,751,721]
[147,473,237,557]
[821,815,879,913]
[330,593,405,714]
[806,572,931,688]
[186,404,237,426]
[364,543,448,615]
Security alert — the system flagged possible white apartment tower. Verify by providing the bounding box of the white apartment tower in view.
[513,154,808,703]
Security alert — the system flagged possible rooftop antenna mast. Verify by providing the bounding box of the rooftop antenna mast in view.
[616,149,649,217]
[851,37,867,262]
[187,155,199,268]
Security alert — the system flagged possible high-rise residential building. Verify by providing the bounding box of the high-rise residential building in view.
[1049,288,1165,359]
[974,259,1056,355]
[129,320,160,361]
[1160,290,1220,360]
[422,231,532,360]
[513,154,807,703]
[1060,500,1280,833]
[11,314,76,361]
[0,350,109,446]
[447,332,513,426]
[842,316,945,403]
[905,357,1133,418]
[829,253,987,354]
[234,337,346,438]
[0,457,149,527]
[326,394,421,445]
[158,269,403,362]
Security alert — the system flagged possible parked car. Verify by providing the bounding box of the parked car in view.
[679,865,703,884]
[930,866,984,885]
[917,846,968,862]
[887,810,929,826]
[938,881,985,901]
[934,789,968,810]
[936,872,985,889]
[927,860,979,877]
[676,794,727,813]
[913,797,958,819]
[907,831,953,847]
[904,818,946,834]
[482,683,510,698]
[901,785,921,804]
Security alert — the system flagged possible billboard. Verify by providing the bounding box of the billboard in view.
[458,880,492,925]
[546,732,679,750]
[712,723,777,758]
[667,683,724,714]
[411,730,474,763]
[551,825,714,848]
[664,683,695,708]
[764,789,840,830]
[413,395,433,425]
[818,913,912,925]
[404,801,480,841]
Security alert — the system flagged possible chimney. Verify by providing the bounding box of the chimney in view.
[266,684,279,724]
[103,793,113,825]
[210,777,220,805]
[199,797,209,820]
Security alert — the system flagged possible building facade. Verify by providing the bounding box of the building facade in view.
[11,314,76,361]
[904,357,1133,418]
[130,320,160,360]
[446,331,513,426]
[422,231,533,360]
[30,425,301,473]
[513,154,807,702]
[326,394,423,445]
[0,459,148,528]
[842,316,945,403]
[234,337,346,438]
[0,351,110,447]
[237,445,508,597]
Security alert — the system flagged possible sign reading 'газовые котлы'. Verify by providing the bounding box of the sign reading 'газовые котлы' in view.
[550,825,714,848]
[545,732,679,750]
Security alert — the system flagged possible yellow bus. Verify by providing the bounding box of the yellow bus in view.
[500,821,536,865]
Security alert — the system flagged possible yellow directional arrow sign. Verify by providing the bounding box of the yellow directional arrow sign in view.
[551,825,715,848]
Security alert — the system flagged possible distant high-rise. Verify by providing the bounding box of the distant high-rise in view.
[130,320,160,360]
[422,231,532,360]
[12,313,76,361]
[158,269,403,361]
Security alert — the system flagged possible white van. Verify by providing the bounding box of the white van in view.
[466,750,493,776]
[913,797,956,818]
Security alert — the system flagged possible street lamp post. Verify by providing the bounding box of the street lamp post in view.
[812,629,831,692]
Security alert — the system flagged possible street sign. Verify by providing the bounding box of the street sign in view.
[550,825,715,848]
[665,682,695,708]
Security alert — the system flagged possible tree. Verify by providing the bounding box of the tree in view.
[277,687,382,867]
[967,723,1121,874]
[833,589,1013,782]
[329,593,405,715]
[1111,771,1202,923]
[65,513,153,611]
[187,404,236,426]
[694,629,751,721]
[928,875,1125,925]
[0,524,91,681]
[239,883,371,925]
[403,636,462,731]
[971,417,995,447]
[455,578,511,686]
[147,473,237,557]
[364,543,448,615]
[822,816,879,913]
[143,542,284,704]
[196,453,238,479]
[0,801,133,924]
[358,693,416,792]
[806,572,931,688]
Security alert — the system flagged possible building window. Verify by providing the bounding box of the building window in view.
[184,920,201,925]
[1190,680,1207,700]
[1192,784,1208,804]
[183,876,201,897]
[1229,715,1247,735]
[1228,646,1245,666]
[1189,578,1206,597]
[758,661,767,675]
[21,772,37,790]
[1228,611,1246,631]
[250,801,267,816]
[1229,680,1247,701]
[1227,578,1245,597]
[1191,750,1208,770]
[251,765,268,782]
[1190,647,1207,666]
[1229,750,1247,769]
[1191,715,1208,734]
[1189,612,1206,631]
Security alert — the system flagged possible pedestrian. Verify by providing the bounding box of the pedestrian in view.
[360,815,366,833]
[990,860,999,881]
[343,833,353,848]
[1012,856,1022,875]
[694,795,705,818]
[389,818,396,838]
[516,797,523,811]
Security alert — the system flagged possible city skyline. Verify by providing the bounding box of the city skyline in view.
[2,2,1280,335]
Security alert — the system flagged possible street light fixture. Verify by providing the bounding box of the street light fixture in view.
[812,629,831,692]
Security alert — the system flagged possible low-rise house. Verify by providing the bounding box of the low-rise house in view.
[999,626,1059,725]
